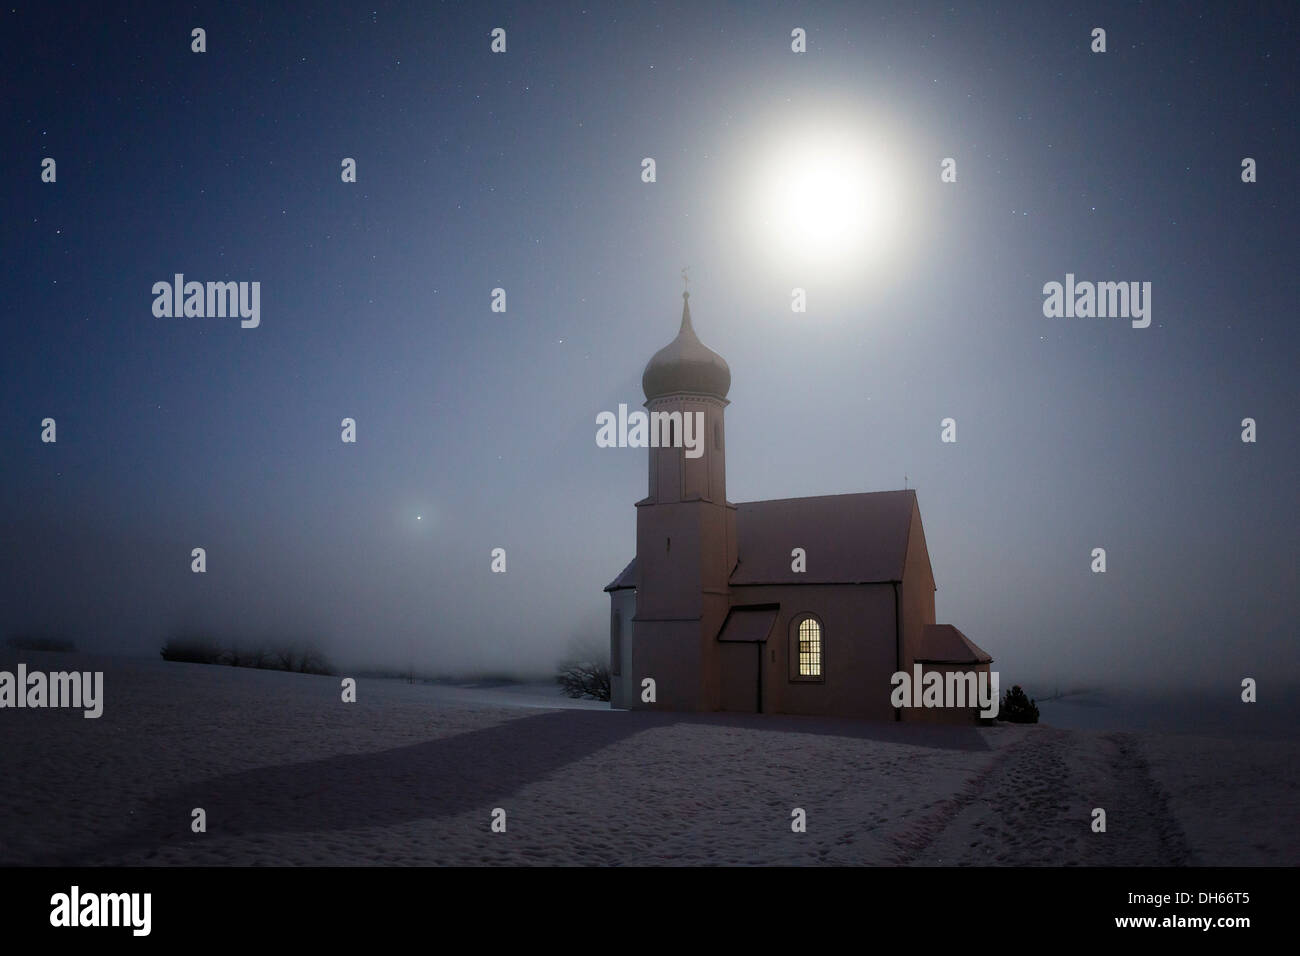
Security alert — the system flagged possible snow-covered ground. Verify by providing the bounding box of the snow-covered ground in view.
[1,652,1294,866]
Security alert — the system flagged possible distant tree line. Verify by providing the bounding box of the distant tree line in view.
[6,634,77,653]
[160,634,333,675]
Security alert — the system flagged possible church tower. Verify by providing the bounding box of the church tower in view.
[630,291,737,710]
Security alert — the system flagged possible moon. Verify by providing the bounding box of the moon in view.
[746,124,903,274]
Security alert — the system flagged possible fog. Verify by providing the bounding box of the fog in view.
[2,1,1296,692]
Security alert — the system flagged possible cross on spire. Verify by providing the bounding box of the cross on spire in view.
[681,267,690,297]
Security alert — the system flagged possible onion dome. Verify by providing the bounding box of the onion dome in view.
[641,292,731,400]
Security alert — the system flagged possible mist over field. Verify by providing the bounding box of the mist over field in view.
[2,1,1296,693]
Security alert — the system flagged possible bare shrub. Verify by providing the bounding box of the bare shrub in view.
[556,659,610,701]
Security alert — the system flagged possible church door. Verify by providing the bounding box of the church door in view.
[719,641,762,713]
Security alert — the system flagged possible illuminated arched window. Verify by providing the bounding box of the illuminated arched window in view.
[791,615,823,681]
[798,617,822,676]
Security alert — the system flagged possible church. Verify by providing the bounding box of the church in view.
[604,290,993,722]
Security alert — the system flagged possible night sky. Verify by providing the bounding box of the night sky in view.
[2,1,1296,688]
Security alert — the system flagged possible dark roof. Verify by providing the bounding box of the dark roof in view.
[716,605,779,643]
[730,490,918,585]
[605,489,921,592]
[603,556,637,592]
[916,624,992,664]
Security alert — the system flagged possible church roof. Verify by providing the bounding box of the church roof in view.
[641,292,731,401]
[604,489,922,590]
[916,624,993,664]
[603,556,637,592]
[716,605,779,643]
[730,490,919,585]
